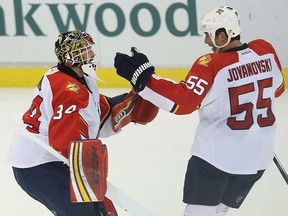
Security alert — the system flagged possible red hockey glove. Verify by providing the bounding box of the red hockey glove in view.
[112,90,159,132]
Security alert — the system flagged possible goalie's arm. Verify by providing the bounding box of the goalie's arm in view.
[98,93,128,138]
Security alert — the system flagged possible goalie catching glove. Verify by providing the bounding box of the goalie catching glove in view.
[112,90,159,132]
[114,47,155,92]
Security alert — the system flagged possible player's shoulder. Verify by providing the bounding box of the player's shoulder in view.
[248,39,275,55]
[193,52,236,73]
[44,66,88,96]
[248,38,272,47]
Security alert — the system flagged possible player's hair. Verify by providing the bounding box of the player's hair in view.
[215,28,241,41]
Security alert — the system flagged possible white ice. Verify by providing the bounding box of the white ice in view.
[0,88,287,216]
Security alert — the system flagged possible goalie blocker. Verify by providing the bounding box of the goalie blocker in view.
[112,90,159,132]
[69,140,118,216]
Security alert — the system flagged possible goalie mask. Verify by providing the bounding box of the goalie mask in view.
[55,30,98,78]
[200,6,241,49]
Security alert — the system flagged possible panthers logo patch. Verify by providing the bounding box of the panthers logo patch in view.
[66,82,80,93]
[197,55,211,67]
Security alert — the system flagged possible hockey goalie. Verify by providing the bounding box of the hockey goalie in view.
[7,30,159,216]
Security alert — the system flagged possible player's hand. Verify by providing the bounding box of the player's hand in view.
[114,47,155,92]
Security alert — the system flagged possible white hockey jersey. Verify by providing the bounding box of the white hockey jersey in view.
[7,65,116,168]
[139,39,285,174]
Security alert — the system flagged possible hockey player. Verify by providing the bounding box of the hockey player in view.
[7,30,158,216]
[113,6,285,216]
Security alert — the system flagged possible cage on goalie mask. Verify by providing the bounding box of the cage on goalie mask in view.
[55,30,97,69]
[200,6,241,48]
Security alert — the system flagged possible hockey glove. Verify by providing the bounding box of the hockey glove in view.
[112,89,159,132]
[114,47,155,92]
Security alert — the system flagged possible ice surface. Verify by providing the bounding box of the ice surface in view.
[0,88,287,216]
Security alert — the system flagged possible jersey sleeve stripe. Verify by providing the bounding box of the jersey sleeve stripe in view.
[170,104,180,113]
[275,82,285,97]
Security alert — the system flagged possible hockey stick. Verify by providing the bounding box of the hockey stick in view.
[1,113,155,216]
[273,154,288,185]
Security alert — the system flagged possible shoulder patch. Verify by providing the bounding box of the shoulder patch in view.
[197,55,211,67]
[66,82,80,93]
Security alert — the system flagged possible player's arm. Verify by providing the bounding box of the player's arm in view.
[140,60,215,115]
[114,48,214,114]
[98,93,125,137]
[249,39,285,97]
[272,49,285,97]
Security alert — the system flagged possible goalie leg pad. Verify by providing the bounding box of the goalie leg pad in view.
[69,139,108,203]
[103,196,119,216]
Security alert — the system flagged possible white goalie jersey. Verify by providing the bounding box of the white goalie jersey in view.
[7,66,116,168]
